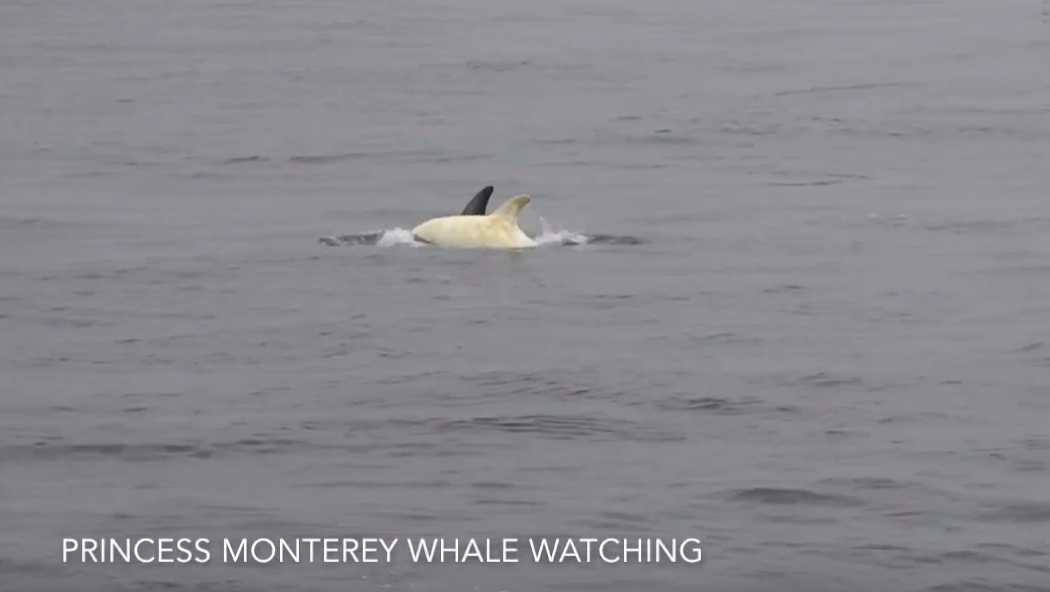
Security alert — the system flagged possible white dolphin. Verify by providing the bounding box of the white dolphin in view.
[412,195,537,249]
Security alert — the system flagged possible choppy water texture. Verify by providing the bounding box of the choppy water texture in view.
[3,1,1050,590]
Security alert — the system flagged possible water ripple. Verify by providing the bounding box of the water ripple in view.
[728,487,866,508]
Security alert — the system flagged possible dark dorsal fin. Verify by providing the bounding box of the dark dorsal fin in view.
[460,185,493,215]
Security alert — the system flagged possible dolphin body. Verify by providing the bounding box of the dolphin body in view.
[413,192,537,249]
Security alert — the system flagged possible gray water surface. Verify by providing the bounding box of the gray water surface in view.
[3,1,1050,590]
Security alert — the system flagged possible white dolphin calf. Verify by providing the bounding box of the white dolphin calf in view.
[412,194,537,249]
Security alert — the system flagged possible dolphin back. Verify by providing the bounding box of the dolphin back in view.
[412,192,535,249]
[490,195,531,222]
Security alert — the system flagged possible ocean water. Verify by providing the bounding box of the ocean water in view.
[2,0,1050,590]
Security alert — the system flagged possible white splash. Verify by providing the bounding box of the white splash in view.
[377,227,422,247]
[534,216,589,246]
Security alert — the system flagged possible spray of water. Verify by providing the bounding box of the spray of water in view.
[376,228,421,247]
[534,217,589,246]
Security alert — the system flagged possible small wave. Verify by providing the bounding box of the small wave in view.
[785,372,865,389]
[221,155,268,165]
[438,414,680,443]
[466,59,532,72]
[729,487,865,507]
[656,395,799,416]
[978,501,1050,523]
[584,234,647,245]
[290,152,367,164]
